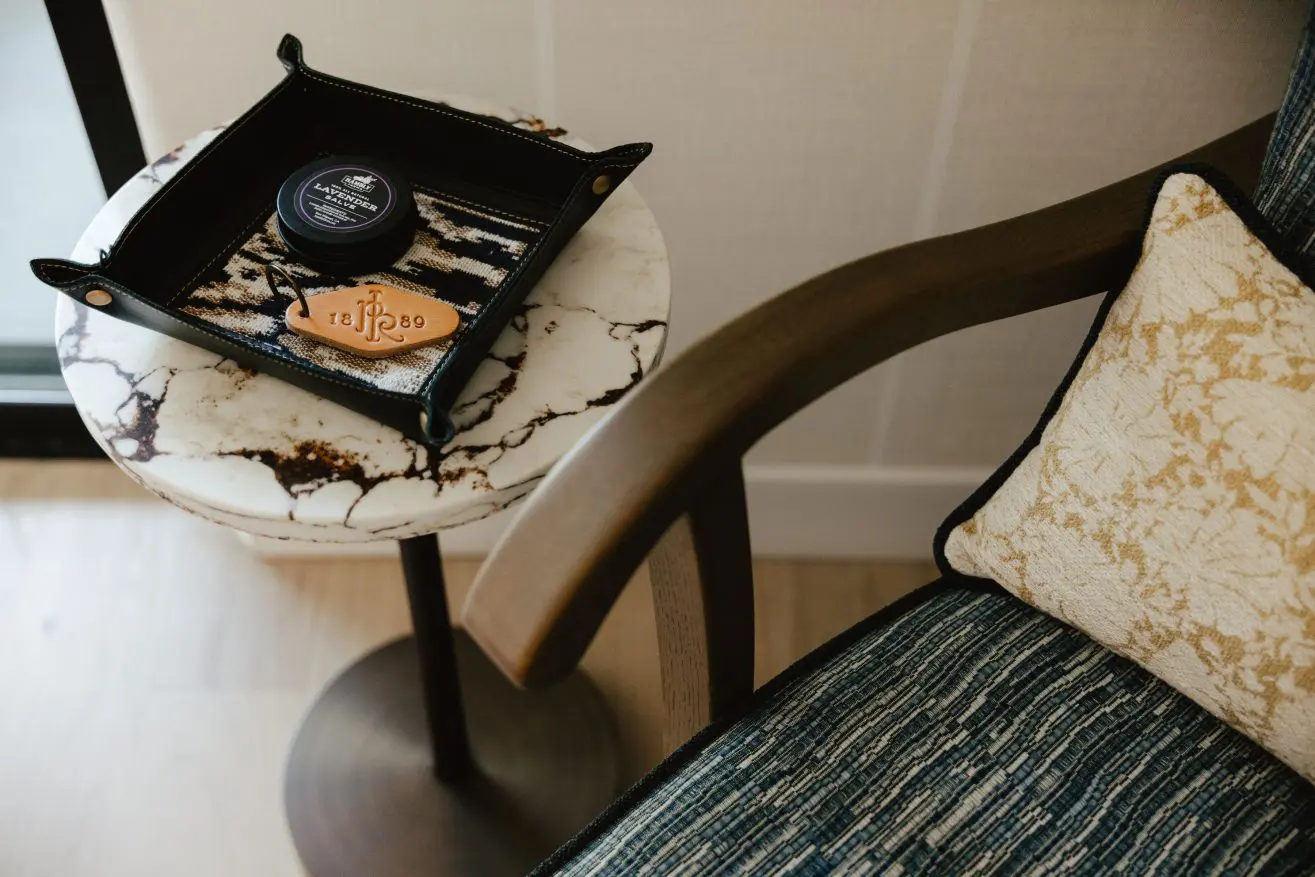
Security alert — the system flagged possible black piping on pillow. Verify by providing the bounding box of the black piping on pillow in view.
[932,162,1315,578]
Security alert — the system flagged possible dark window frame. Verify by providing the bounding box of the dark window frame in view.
[2,0,145,458]
[44,0,146,196]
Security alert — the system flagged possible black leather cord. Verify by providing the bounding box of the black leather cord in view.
[265,263,310,318]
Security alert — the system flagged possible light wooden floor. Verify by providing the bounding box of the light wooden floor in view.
[0,461,934,877]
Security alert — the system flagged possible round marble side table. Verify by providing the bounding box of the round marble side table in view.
[56,99,668,877]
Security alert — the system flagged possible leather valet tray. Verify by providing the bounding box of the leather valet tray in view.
[31,34,651,445]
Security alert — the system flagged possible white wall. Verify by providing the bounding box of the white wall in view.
[104,0,1304,557]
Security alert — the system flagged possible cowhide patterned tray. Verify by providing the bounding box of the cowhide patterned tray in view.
[181,189,545,397]
[31,33,651,445]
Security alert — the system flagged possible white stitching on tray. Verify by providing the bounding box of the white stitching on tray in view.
[107,75,297,257]
[33,261,77,286]
[420,161,640,395]
[76,279,411,400]
[412,185,550,228]
[301,69,591,160]
[301,70,649,163]
[170,207,274,306]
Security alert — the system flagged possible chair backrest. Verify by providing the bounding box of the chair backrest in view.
[463,118,1274,752]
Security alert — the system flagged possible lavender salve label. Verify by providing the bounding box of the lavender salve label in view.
[276,155,417,274]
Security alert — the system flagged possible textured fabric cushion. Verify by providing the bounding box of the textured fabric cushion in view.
[540,585,1315,876]
[939,171,1315,781]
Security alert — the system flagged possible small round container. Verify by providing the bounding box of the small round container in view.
[276,156,417,275]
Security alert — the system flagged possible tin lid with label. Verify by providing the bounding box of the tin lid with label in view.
[276,156,417,275]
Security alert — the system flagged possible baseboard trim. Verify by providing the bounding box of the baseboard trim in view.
[742,463,990,558]
[244,463,992,560]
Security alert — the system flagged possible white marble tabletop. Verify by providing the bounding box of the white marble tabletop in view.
[57,96,669,542]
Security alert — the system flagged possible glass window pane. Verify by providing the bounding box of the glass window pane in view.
[1,0,106,348]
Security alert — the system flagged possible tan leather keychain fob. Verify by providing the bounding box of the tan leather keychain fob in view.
[284,284,461,359]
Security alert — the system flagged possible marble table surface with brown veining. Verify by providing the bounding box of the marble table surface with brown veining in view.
[56,96,670,542]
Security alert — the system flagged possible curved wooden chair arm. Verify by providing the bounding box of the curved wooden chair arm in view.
[462,116,1273,741]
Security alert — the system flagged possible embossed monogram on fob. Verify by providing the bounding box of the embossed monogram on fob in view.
[326,288,431,342]
[285,284,461,359]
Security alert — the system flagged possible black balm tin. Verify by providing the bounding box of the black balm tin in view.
[276,156,417,275]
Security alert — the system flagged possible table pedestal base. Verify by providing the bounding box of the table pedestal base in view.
[284,633,618,877]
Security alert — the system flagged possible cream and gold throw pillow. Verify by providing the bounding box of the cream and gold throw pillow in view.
[937,170,1315,781]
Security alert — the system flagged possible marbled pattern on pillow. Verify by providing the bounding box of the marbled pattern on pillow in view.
[945,173,1315,782]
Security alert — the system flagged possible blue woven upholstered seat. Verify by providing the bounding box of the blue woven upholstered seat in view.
[539,584,1315,876]
[538,17,1315,871]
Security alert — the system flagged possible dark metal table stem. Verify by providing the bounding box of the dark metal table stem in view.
[285,534,618,876]
[399,533,474,782]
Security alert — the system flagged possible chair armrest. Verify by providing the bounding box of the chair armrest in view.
[463,116,1273,689]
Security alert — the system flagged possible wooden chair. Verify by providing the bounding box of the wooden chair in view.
[461,116,1315,874]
